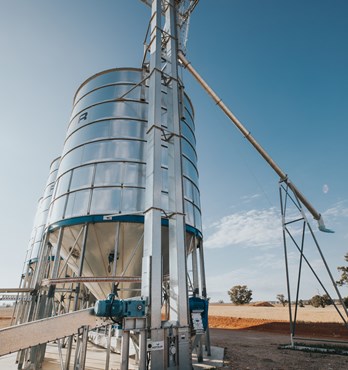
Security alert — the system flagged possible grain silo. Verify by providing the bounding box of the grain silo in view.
[45,68,202,301]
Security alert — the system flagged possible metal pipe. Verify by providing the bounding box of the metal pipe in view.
[112,223,120,294]
[191,237,199,296]
[0,288,34,293]
[41,276,142,285]
[178,51,330,231]
[105,324,112,370]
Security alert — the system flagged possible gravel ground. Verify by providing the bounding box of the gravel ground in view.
[210,328,348,370]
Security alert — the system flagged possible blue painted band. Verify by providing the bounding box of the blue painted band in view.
[48,215,203,239]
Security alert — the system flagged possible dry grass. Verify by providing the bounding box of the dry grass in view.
[209,303,347,323]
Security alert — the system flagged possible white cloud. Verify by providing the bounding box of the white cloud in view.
[324,200,348,218]
[307,258,325,271]
[204,208,283,249]
[251,253,284,270]
[241,193,261,203]
[205,254,332,302]
[206,268,256,295]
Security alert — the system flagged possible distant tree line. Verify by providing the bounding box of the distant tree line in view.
[226,288,347,307]
[225,252,348,307]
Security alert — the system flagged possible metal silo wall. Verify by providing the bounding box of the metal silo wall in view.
[46,68,202,299]
[21,157,60,291]
[26,157,60,265]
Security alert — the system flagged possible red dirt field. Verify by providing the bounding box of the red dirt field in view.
[207,304,348,369]
[209,315,348,340]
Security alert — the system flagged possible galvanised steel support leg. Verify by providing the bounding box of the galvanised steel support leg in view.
[198,240,211,355]
[51,228,65,282]
[27,229,64,368]
[163,1,192,368]
[120,330,130,370]
[190,242,203,363]
[105,324,112,370]
[79,325,89,369]
[15,270,34,369]
[191,240,199,296]
[139,329,147,370]
[29,294,48,365]
[73,325,89,370]
[36,227,66,367]
[198,241,207,300]
[142,0,165,368]
[18,232,51,367]
[54,323,65,370]
[31,230,51,291]
[166,0,190,327]
[12,259,32,326]
[111,223,120,294]
[65,224,89,370]
[279,183,294,346]
[192,333,203,363]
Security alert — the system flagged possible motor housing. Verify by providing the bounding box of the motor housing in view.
[94,294,146,321]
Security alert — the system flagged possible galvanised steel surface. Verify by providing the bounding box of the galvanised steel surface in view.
[141,1,195,368]
[45,67,201,300]
[26,157,60,266]
[10,3,207,368]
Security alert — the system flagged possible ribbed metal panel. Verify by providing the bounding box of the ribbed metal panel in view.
[26,157,60,265]
[44,68,201,299]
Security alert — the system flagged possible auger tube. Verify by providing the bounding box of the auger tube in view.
[178,51,332,232]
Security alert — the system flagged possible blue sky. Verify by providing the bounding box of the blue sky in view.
[0,0,347,303]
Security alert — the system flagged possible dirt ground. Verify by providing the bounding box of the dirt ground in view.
[1,304,348,369]
[208,303,348,369]
[209,328,348,370]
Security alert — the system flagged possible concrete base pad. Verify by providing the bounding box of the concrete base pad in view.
[0,344,224,369]
[193,346,225,369]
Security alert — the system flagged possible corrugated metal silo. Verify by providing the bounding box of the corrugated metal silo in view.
[46,68,202,300]
[27,157,60,266]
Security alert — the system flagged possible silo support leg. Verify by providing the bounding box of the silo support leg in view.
[138,330,147,370]
[192,334,203,363]
[178,327,192,370]
[120,330,130,370]
[204,325,212,356]
[64,336,73,370]
[105,324,112,370]
[72,325,89,370]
